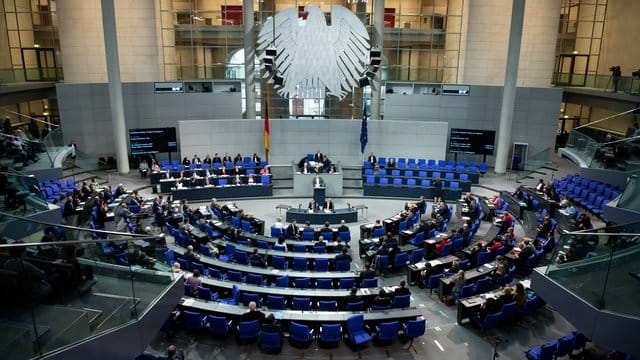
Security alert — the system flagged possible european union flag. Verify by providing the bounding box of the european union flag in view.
[360,105,368,154]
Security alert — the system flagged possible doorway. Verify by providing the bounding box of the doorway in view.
[555,54,589,86]
[21,48,58,81]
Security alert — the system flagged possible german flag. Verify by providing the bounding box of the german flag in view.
[264,103,270,161]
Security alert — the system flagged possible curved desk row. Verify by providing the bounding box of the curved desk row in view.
[285,208,358,224]
[170,244,356,279]
[170,184,273,201]
[191,274,384,299]
[151,166,265,184]
[211,239,340,260]
[179,296,423,323]
[363,185,462,201]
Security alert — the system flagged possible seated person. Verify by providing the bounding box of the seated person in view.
[261,314,283,343]
[315,236,327,248]
[433,236,451,257]
[329,164,338,174]
[252,153,261,166]
[372,289,391,308]
[139,159,150,178]
[486,237,503,253]
[323,198,335,212]
[367,152,377,165]
[337,220,349,233]
[432,201,450,220]
[386,157,396,168]
[342,287,362,309]
[249,248,267,267]
[286,219,299,239]
[128,247,156,268]
[335,247,352,263]
[359,262,376,282]
[513,186,524,200]
[260,166,270,175]
[4,241,52,300]
[233,153,243,165]
[393,280,411,297]
[241,301,265,323]
[308,200,319,212]
[536,213,553,238]
[490,263,507,282]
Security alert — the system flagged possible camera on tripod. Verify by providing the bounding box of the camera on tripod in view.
[609,65,621,76]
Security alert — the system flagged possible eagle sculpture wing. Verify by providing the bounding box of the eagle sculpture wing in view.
[329,5,370,97]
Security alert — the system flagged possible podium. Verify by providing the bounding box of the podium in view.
[313,186,326,205]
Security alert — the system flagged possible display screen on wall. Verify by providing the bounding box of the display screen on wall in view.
[449,128,495,155]
[129,127,177,155]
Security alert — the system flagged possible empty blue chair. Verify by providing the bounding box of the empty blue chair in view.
[316,278,333,289]
[476,311,502,335]
[289,322,314,348]
[426,273,443,294]
[524,342,556,360]
[450,181,459,189]
[242,292,262,307]
[274,275,289,288]
[364,175,375,186]
[313,245,327,254]
[183,310,206,331]
[234,251,249,265]
[227,270,245,283]
[479,163,488,175]
[319,324,342,348]
[247,273,266,286]
[208,267,227,280]
[191,262,205,275]
[376,321,399,345]
[197,286,219,301]
[477,251,493,266]
[407,178,417,187]
[292,297,311,311]
[270,226,283,237]
[238,320,260,344]
[421,179,431,187]
[410,248,425,263]
[339,231,351,244]
[267,295,285,310]
[301,232,315,241]
[339,278,356,289]
[346,301,365,311]
[318,300,337,311]
[294,277,311,288]
[361,278,378,288]
[500,301,518,322]
[445,172,454,180]
[379,177,389,186]
[205,315,233,336]
[377,169,387,176]
[272,255,288,270]
[346,314,372,351]
[473,276,491,294]
[393,295,410,308]
[294,242,309,251]
[393,252,408,269]
[293,257,308,271]
[403,319,426,353]
[372,227,385,238]
[458,284,475,299]
[336,259,351,272]
[314,258,329,272]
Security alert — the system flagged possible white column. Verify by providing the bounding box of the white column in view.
[494,0,526,174]
[244,0,256,120]
[100,0,129,174]
[371,0,384,120]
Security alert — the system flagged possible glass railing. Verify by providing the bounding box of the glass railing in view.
[41,127,65,167]
[0,211,178,359]
[545,221,640,317]
[522,147,554,178]
[564,130,600,166]
[553,72,638,93]
[0,170,50,214]
[588,135,640,171]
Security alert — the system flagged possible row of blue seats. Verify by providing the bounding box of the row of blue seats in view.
[554,174,621,217]
[39,178,80,203]
[524,330,590,360]
[363,158,487,173]
[472,295,546,335]
[364,176,464,188]
[176,310,426,354]
[364,169,473,182]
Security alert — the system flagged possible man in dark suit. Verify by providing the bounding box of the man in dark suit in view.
[287,219,299,239]
[323,198,334,212]
[393,280,411,297]
[337,219,350,233]
[367,152,377,165]
[261,313,282,334]
[335,247,352,262]
[359,262,376,282]
[222,152,232,163]
[341,287,362,309]
[212,153,222,164]
[308,200,319,212]
[252,153,261,165]
[240,301,265,323]
[313,150,323,162]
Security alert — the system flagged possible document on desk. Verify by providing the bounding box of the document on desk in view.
[182,298,195,306]
[415,261,427,269]
[521,279,531,288]
[361,288,370,295]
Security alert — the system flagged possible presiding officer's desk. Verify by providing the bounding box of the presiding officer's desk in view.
[170,184,273,201]
[179,296,423,323]
[438,261,497,301]
[285,208,357,224]
[170,245,357,280]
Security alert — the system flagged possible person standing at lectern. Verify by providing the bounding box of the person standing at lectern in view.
[324,198,335,212]
[313,174,324,188]
[367,152,377,165]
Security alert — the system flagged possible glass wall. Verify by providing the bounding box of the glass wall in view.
[158,0,464,118]
[554,0,607,87]
[0,211,178,359]
[2,0,61,83]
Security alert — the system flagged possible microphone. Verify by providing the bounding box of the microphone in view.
[298,203,302,209]
[347,203,351,210]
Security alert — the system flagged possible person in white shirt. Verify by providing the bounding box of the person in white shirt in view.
[273,217,286,233]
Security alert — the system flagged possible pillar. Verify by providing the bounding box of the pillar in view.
[244,0,256,120]
[494,0,525,174]
[100,0,129,174]
[371,0,384,120]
